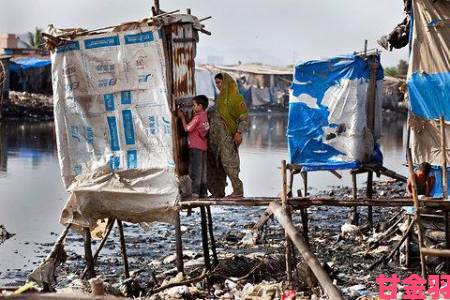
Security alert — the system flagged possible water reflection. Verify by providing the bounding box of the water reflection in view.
[0,121,56,175]
[242,112,288,150]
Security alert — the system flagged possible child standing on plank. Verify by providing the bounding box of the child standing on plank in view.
[177,95,210,198]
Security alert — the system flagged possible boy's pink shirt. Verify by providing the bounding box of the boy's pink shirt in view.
[185,111,209,151]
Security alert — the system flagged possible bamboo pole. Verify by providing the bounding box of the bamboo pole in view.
[83,227,96,279]
[441,117,448,199]
[281,160,294,285]
[406,148,427,277]
[117,220,130,279]
[174,209,184,274]
[269,202,343,300]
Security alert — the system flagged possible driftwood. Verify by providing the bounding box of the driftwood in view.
[269,202,343,300]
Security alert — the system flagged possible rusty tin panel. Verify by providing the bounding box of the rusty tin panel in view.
[171,24,196,99]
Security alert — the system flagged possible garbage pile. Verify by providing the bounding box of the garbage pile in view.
[3,91,53,120]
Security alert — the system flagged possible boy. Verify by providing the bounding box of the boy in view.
[407,162,435,197]
[177,95,210,198]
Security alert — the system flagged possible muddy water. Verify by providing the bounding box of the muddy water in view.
[0,112,407,284]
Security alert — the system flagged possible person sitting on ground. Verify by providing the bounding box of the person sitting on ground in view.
[177,95,210,198]
[407,162,435,197]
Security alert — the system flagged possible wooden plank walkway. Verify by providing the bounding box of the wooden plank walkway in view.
[181,197,450,209]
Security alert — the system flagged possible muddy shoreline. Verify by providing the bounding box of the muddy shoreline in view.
[1,179,427,299]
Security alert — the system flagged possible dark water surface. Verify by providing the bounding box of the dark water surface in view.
[0,112,407,281]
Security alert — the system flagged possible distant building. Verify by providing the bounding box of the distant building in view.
[0,34,18,49]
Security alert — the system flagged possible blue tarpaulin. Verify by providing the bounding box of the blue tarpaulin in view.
[9,57,51,73]
[288,54,383,171]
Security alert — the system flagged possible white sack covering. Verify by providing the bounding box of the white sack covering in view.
[52,25,179,228]
[410,114,450,166]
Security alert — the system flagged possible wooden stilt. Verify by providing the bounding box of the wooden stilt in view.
[366,171,373,230]
[406,148,427,278]
[440,117,448,199]
[300,209,309,246]
[288,169,295,197]
[117,220,130,279]
[445,210,450,273]
[174,209,184,274]
[351,173,359,225]
[83,227,96,279]
[270,202,343,300]
[200,207,211,271]
[81,219,115,279]
[405,217,411,268]
[206,206,218,267]
[282,160,294,286]
[301,171,308,197]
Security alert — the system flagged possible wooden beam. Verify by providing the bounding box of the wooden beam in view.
[269,202,344,300]
[329,170,342,179]
[421,248,450,258]
[181,197,449,209]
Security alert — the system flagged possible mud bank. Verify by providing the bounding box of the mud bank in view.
[2,179,434,299]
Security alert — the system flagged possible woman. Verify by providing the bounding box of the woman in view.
[207,73,248,198]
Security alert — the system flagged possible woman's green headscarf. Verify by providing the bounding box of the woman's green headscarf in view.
[216,72,248,135]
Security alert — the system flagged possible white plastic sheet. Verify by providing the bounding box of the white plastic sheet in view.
[52,25,179,228]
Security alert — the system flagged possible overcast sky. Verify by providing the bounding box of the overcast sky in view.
[0,0,408,67]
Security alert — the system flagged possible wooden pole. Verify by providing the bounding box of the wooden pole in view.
[117,220,130,279]
[282,160,294,285]
[366,171,373,230]
[81,219,115,279]
[301,171,308,197]
[200,207,211,271]
[441,117,448,199]
[83,227,95,279]
[206,206,218,267]
[444,210,450,269]
[269,202,343,300]
[406,148,427,277]
[352,173,359,225]
[174,209,184,274]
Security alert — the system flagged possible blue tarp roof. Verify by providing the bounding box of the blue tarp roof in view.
[9,57,51,73]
